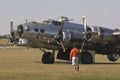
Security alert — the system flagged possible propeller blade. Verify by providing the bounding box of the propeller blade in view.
[10,19,16,43]
[80,16,87,51]
[10,19,14,35]
[82,16,87,33]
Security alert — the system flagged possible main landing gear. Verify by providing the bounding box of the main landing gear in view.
[40,48,95,64]
[57,48,95,64]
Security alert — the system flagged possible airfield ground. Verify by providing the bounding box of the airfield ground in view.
[0,39,120,80]
[0,47,120,80]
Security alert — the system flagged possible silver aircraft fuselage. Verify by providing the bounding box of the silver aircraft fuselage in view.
[10,17,120,64]
[14,19,119,52]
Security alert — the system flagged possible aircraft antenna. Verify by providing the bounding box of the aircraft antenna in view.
[26,19,28,23]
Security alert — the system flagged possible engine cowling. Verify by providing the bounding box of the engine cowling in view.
[87,26,116,44]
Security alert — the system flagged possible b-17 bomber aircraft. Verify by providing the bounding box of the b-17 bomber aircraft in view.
[9,16,120,64]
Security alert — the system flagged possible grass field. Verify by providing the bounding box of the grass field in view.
[0,47,120,80]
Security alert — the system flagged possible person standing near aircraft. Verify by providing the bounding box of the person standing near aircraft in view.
[70,45,81,73]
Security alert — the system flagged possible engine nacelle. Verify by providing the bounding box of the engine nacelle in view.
[88,26,115,44]
[86,26,101,42]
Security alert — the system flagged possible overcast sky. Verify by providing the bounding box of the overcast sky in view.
[0,0,120,35]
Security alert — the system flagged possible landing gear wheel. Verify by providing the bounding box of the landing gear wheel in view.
[81,51,93,64]
[107,53,119,62]
[42,52,55,64]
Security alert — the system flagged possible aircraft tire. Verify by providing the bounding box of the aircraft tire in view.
[81,51,93,64]
[42,52,55,64]
[107,53,119,62]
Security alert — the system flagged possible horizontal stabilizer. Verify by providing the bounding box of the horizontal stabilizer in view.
[113,32,120,35]
[113,32,120,40]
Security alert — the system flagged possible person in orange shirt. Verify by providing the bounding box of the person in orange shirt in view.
[70,45,81,73]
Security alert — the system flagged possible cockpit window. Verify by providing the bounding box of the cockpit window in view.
[43,20,51,24]
[42,19,61,26]
[52,21,62,26]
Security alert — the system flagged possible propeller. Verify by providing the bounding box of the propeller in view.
[54,16,68,52]
[82,16,87,33]
[10,19,13,34]
[9,19,19,45]
[82,16,92,40]
[57,17,65,52]
[57,16,74,52]
[81,16,98,51]
[80,16,88,51]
